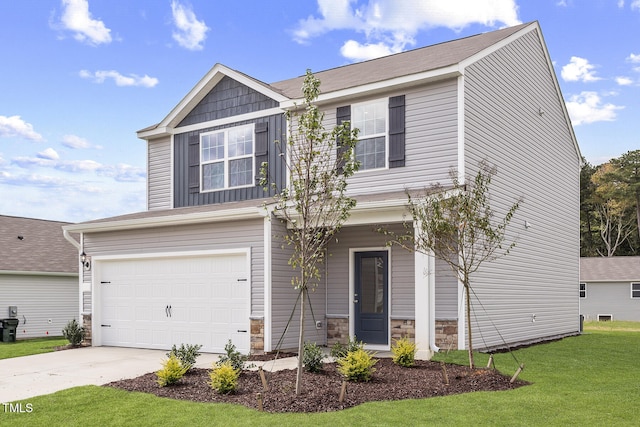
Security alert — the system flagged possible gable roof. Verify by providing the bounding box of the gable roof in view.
[0,215,78,275]
[580,257,640,282]
[270,22,530,100]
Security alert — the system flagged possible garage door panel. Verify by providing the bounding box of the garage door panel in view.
[100,253,250,353]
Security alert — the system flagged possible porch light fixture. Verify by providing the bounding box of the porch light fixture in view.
[80,251,91,271]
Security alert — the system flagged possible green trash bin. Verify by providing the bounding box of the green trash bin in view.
[1,318,19,342]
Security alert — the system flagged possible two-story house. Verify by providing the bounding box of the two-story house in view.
[63,21,581,357]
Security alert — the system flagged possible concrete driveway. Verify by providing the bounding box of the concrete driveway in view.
[0,346,221,403]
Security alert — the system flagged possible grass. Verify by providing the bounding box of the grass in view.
[3,326,640,426]
[0,336,68,360]
[583,319,640,332]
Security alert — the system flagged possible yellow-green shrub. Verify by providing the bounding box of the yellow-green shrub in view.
[337,348,378,382]
[209,361,239,394]
[156,354,188,387]
[391,336,417,367]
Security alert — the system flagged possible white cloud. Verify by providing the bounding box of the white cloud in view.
[79,70,159,88]
[627,53,640,63]
[0,115,44,141]
[561,56,601,82]
[293,0,521,61]
[632,0,640,10]
[171,0,209,51]
[62,134,91,149]
[616,76,634,86]
[37,148,60,160]
[565,91,623,126]
[59,0,112,46]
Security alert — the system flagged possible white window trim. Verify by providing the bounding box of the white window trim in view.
[200,123,255,192]
[579,282,587,299]
[631,282,640,299]
[352,98,389,173]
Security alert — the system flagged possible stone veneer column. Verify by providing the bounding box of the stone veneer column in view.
[434,320,458,350]
[390,319,415,342]
[326,317,349,345]
[82,314,92,345]
[250,318,265,354]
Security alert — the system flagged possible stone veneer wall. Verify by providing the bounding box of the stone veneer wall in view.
[326,317,349,345]
[390,319,415,341]
[435,319,458,350]
[82,313,92,345]
[250,318,264,354]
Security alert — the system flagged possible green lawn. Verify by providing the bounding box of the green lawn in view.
[3,328,639,426]
[0,336,68,360]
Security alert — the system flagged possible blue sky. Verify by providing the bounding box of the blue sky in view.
[1,0,639,223]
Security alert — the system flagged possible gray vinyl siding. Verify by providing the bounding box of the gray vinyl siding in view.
[322,79,458,196]
[269,217,327,350]
[178,76,279,126]
[325,223,414,318]
[173,113,287,207]
[147,136,172,210]
[580,282,640,321]
[435,257,459,319]
[463,29,580,349]
[83,219,265,316]
[0,274,78,339]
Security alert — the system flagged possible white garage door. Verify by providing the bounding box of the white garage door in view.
[98,252,250,353]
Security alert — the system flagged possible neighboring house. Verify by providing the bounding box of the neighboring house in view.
[63,21,581,357]
[0,215,79,339]
[580,257,640,321]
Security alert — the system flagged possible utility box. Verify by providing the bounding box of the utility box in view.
[0,318,19,342]
[8,306,18,318]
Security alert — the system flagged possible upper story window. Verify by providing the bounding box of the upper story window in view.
[579,283,586,298]
[352,99,387,171]
[201,124,254,191]
[631,283,640,299]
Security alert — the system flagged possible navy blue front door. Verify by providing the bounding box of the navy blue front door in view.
[354,251,388,345]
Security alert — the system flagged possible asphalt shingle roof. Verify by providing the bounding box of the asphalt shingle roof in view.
[0,215,78,274]
[580,257,640,282]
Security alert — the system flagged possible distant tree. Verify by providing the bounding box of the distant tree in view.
[261,70,359,395]
[608,150,640,242]
[381,161,521,368]
[580,160,599,256]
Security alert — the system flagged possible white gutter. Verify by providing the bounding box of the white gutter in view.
[62,206,263,234]
[63,228,81,250]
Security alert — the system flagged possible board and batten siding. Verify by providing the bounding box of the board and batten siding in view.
[0,274,78,339]
[147,136,172,210]
[325,224,414,319]
[83,219,265,317]
[268,216,327,350]
[580,282,640,321]
[173,113,287,208]
[463,28,581,350]
[318,79,459,197]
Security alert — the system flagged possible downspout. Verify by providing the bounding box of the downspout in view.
[428,253,440,353]
[63,228,81,250]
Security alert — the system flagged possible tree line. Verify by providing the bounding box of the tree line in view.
[580,149,640,257]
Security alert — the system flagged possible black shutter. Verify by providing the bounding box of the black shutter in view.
[255,121,269,184]
[188,134,200,194]
[336,105,351,172]
[388,95,405,168]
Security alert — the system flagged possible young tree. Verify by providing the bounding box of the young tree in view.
[261,70,359,395]
[382,161,521,368]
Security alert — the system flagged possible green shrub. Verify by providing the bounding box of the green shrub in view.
[218,340,249,371]
[330,336,363,360]
[61,319,84,346]
[337,348,378,382]
[391,336,417,367]
[167,343,203,371]
[156,354,188,387]
[303,341,325,373]
[209,361,239,394]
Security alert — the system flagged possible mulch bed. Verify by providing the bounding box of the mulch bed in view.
[105,357,527,413]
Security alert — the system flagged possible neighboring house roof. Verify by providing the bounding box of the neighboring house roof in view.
[0,215,78,274]
[580,257,640,282]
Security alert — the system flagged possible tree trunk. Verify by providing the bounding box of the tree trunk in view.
[295,286,306,396]
[465,282,475,369]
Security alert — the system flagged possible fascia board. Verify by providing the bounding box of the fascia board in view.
[62,206,263,234]
[279,66,461,110]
